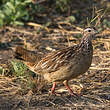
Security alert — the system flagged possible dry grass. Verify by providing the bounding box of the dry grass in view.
[0,0,110,109]
[0,24,110,110]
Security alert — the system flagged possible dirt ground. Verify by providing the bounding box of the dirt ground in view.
[0,26,110,110]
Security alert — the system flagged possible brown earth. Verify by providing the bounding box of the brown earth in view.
[0,26,110,110]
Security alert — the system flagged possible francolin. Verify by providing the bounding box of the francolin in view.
[15,27,97,95]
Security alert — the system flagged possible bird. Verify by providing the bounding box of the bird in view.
[14,27,97,96]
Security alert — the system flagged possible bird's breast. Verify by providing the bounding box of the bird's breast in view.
[68,49,93,79]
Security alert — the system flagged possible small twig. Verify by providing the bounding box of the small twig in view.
[57,22,83,31]
[6,26,37,36]
[95,8,108,27]
[90,67,110,71]
[27,22,50,32]
[32,0,47,4]
[99,51,110,54]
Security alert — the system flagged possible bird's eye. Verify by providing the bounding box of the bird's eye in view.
[84,28,92,32]
[88,29,91,32]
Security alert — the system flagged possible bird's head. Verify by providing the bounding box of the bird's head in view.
[82,27,98,40]
[83,27,98,36]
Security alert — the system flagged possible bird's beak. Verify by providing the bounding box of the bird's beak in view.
[94,30,98,35]
[93,30,99,40]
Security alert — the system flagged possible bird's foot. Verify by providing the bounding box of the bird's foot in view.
[63,80,82,97]
[68,88,79,96]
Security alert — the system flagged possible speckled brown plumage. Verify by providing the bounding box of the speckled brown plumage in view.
[14,27,97,95]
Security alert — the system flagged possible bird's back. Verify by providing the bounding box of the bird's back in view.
[14,27,96,83]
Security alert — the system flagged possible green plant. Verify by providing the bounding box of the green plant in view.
[0,66,4,75]
[11,60,36,77]
[56,0,72,13]
[11,60,28,76]
[11,60,43,93]
[0,0,31,26]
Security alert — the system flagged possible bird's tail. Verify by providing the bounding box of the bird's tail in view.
[14,46,40,63]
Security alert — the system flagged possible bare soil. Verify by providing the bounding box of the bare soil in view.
[0,26,110,110]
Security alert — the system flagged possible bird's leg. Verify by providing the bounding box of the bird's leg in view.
[51,82,56,94]
[63,80,77,96]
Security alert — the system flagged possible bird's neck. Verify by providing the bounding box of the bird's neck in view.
[79,35,93,51]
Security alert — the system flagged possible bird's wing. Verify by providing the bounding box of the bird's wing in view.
[34,45,78,73]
